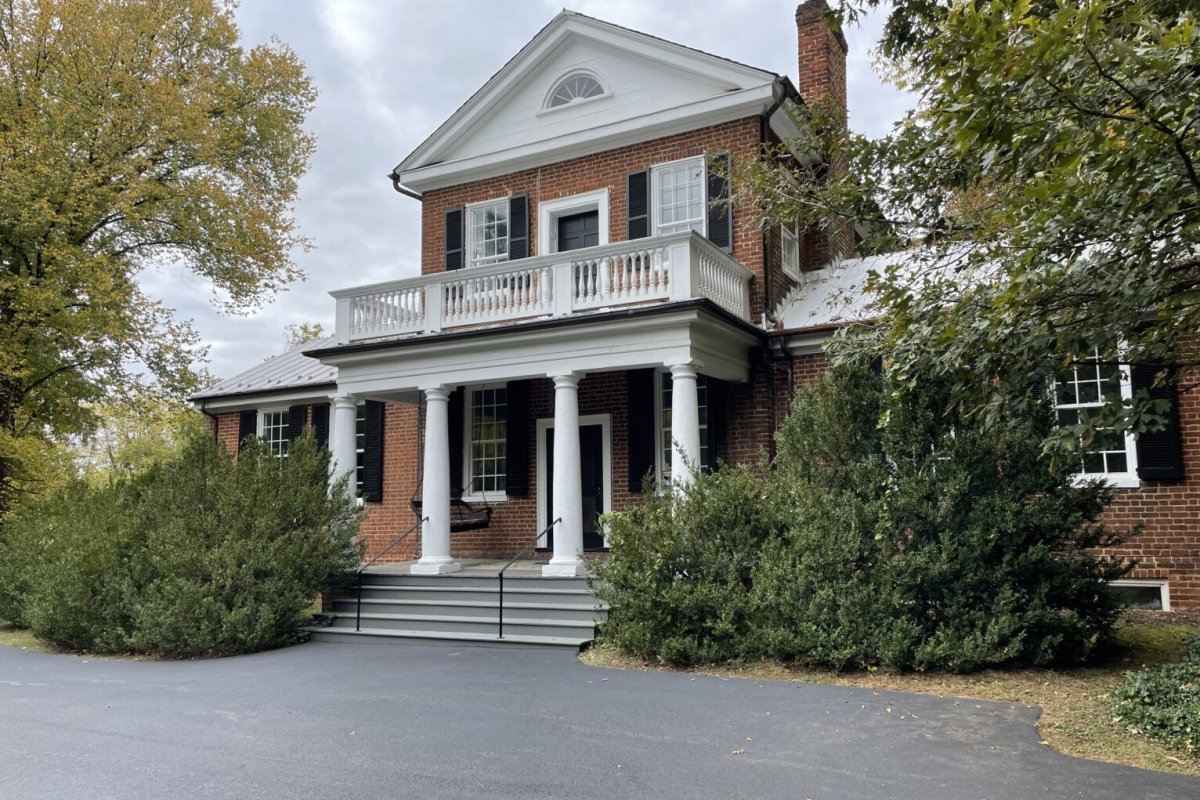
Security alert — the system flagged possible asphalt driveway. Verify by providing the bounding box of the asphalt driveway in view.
[1,641,1196,800]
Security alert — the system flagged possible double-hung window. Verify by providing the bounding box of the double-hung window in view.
[781,222,800,280]
[651,156,706,237]
[658,371,709,478]
[467,385,507,494]
[467,199,510,268]
[1051,348,1139,487]
[259,409,290,458]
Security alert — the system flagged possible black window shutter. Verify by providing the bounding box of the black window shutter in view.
[361,400,385,502]
[509,196,529,261]
[505,380,530,496]
[627,170,649,240]
[311,403,330,449]
[237,410,257,451]
[448,388,465,497]
[627,368,656,492]
[704,376,727,472]
[1133,365,1183,481]
[706,152,733,253]
[287,404,307,441]
[445,208,464,271]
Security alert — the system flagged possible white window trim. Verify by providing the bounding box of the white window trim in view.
[781,221,801,280]
[650,154,707,238]
[537,188,610,256]
[257,407,290,458]
[1110,578,1171,611]
[465,196,511,270]
[461,383,509,503]
[538,69,611,114]
[535,414,612,546]
[1053,353,1140,490]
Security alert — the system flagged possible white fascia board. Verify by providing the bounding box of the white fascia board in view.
[401,84,776,193]
[191,386,337,414]
[778,329,834,356]
[320,307,759,396]
[396,12,775,175]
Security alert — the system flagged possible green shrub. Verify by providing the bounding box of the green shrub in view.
[594,360,1129,671]
[0,434,360,656]
[1113,636,1200,757]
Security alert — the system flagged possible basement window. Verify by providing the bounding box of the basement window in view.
[1110,579,1170,611]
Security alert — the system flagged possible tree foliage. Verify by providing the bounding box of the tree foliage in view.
[0,0,316,516]
[593,361,1129,671]
[67,391,206,484]
[742,0,1200,450]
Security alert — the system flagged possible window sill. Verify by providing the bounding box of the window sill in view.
[461,494,508,504]
[1071,473,1140,490]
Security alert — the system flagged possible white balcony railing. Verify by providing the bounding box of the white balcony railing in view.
[331,231,753,344]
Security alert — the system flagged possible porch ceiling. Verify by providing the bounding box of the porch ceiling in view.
[310,300,762,398]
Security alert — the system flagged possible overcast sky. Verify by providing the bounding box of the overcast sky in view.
[141,1,915,382]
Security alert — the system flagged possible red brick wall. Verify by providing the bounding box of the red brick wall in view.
[419,118,787,319]
[212,412,240,453]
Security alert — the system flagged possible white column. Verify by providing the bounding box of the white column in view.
[544,372,586,577]
[330,395,358,500]
[413,386,460,575]
[670,363,702,488]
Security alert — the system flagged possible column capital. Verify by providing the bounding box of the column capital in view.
[668,362,701,380]
[550,372,582,389]
[332,394,358,410]
[422,385,452,403]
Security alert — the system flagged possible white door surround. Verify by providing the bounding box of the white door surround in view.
[537,188,610,256]
[536,413,612,554]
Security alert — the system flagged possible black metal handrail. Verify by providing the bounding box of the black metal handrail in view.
[497,517,560,639]
[355,517,427,631]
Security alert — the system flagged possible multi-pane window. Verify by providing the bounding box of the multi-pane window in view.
[469,386,507,494]
[468,200,509,268]
[260,410,289,458]
[1052,348,1137,478]
[548,73,604,107]
[651,157,706,236]
[354,403,366,499]
[659,372,709,477]
[781,222,800,279]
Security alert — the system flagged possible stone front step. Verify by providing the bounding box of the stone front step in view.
[309,568,607,650]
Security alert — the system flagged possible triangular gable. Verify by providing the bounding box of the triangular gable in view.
[395,11,779,190]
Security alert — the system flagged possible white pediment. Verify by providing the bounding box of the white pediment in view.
[396,11,780,192]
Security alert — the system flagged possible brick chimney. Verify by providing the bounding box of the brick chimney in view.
[795,0,853,267]
[795,0,847,119]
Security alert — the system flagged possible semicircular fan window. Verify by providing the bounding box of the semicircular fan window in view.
[548,73,604,108]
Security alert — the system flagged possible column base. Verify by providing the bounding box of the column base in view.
[411,560,462,575]
[542,561,587,578]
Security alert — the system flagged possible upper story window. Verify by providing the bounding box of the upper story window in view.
[1051,347,1138,486]
[259,409,289,458]
[468,199,509,268]
[651,156,706,237]
[781,222,801,280]
[546,72,605,109]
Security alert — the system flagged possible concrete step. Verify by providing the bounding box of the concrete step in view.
[330,597,608,622]
[356,573,591,590]
[326,610,596,640]
[352,584,597,605]
[306,625,588,650]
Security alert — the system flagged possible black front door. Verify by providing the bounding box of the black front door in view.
[544,424,605,551]
[557,211,599,252]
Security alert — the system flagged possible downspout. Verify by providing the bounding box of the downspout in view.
[760,77,790,463]
[388,170,423,201]
[199,400,219,443]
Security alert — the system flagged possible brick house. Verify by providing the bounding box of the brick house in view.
[193,2,1197,614]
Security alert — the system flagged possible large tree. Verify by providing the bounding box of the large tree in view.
[744,0,1199,457]
[0,0,315,514]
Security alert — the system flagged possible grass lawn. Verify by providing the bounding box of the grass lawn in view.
[0,620,56,654]
[581,610,1200,777]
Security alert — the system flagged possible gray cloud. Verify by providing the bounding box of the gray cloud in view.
[169,1,914,381]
